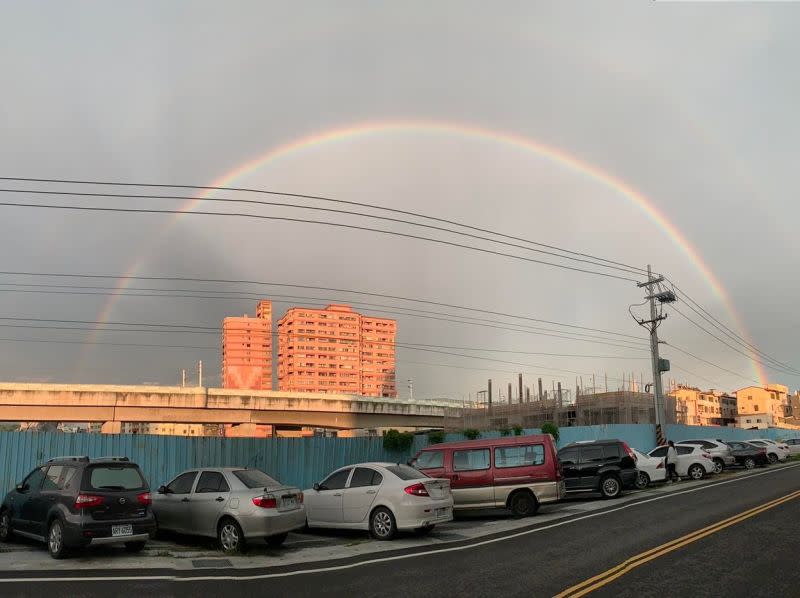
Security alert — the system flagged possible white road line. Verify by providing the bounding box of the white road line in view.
[2,463,798,584]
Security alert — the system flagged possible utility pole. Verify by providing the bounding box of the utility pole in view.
[635,265,675,446]
[181,369,186,388]
[198,360,203,387]
[408,379,413,401]
[518,374,523,405]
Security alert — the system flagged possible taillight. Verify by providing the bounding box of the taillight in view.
[622,442,636,461]
[74,494,104,509]
[556,462,564,481]
[137,492,152,506]
[404,483,429,497]
[252,496,277,508]
[298,492,304,504]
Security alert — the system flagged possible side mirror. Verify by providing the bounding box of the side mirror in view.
[157,485,167,494]
[406,459,416,467]
[15,483,26,492]
[313,483,321,492]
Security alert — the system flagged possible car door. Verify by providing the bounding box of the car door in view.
[449,448,493,507]
[675,446,695,475]
[557,448,580,491]
[12,466,46,534]
[28,465,66,537]
[577,446,605,489]
[342,467,383,524]
[308,468,351,526]
[190,471,232,537]
[493,443,548,506]
[156,471,198,532]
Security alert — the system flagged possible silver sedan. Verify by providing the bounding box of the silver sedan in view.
[152,467,305,553]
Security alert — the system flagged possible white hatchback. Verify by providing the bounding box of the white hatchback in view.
[647,445,716,480]
[632,449,667,488]
[304,463,453,540]
[747,439,790,463]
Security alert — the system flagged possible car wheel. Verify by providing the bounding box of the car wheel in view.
[509,491,539,517]
[768,453,778,465]
[47,519,67,559]
[600,475,622,499]
[369,507,396,541]
[218,518,246,554]
[0,509,12,542]
[414,524,435,535]
[634,471,650,490]
[712,459,724,474]
[688,464,705,480]
[265,532,288,547]
[124,541,147,553]
[744,457,756,470]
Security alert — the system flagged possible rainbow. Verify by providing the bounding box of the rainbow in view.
[80,120,765,384]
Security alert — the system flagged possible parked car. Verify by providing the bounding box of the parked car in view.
[676,439,736,474]
[647,445,715,480]
[0,456,155,559]
[411,435,564,516]
[304,463,452,540]
[631,449,666,488]
[152,467,304,553]
[747,439,789,463]
[783,438,800,456]
[557,439,638,498]
[724,441,769,469]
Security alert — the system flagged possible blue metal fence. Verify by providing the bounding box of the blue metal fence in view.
[2,425,798,493]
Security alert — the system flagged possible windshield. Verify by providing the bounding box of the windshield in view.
[232,469,281,489]
[87,466,146,491]
[385,465,428,480]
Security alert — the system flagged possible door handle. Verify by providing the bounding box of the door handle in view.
[366,490,377,495]
[452,475,459,481]
[333,493,342,497]
[48,496,56,502]
[181,498,190,503]
[215,497,225,502]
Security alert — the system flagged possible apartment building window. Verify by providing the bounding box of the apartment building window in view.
[754,405,759,411]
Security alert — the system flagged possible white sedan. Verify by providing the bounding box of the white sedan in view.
[632,449,667,488]
[647,445,716,480]
[747,439,789,463]
[304,463,453,540]
[784,439,800,456]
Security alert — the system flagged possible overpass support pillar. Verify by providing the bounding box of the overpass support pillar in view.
[101,421,122,434]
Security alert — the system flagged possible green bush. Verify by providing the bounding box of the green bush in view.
[463,428,481,440]
[499,427,511,437]
[540,421,559,442]
[512,425,523,436]
[383,429,414,452]
[427,430,446,445]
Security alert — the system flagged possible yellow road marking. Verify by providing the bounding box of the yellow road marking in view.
[554,489,800,598]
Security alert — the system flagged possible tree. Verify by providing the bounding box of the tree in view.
[383,429,414,452]
[541,421,560,442]
[463,428,481,440]
[427,430,446,444]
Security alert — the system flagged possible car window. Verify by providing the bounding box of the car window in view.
[495,445,545,468]
[320,468,352,490]
[602,445,620,460]
[749,440,764,446]
[232,469,280,489]
[61,467,78,490]
[195,471,230,493]
[88,466,146,491]
[579,447,604,463]
[23,467,47,491]
[386,465,427,480]
[453,449,490,471]
[167,471,198,494]
[682,440,702,446]
[677,446,693,455]
[43,465,64,491]
[415,450,444,469]
[649,447,667,458]
[558,448,578,465]
[349,467,382,488]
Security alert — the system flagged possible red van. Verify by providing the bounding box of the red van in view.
[410,435,564,517]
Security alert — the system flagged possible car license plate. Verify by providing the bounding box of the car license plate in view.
[435,507,448,518]
[283,497,297,509]
[111,524,133,537]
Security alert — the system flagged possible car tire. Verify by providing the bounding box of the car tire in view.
[414,524,435,535]
[599,475,622,499]
[712,459,724,474]
[768,453,779,465]
[688,464,705,480]
[744,457,756,470]
[47,519,68,560]
[218,518,246,554]
[265,532,288,547]
[0,509,12,543]
[509,491,539,518]
[369,507,396,541]
[634,471,650,490]
[124,541,147,553]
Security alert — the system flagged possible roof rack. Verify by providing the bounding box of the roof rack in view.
[91,456,130,462]
[47,456,90,463]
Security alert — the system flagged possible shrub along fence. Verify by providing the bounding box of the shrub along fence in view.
[1,424,797,492]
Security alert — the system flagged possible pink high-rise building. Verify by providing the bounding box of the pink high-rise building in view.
[221,300,272,390]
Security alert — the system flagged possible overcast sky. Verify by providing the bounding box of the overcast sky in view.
[0,1,798,399]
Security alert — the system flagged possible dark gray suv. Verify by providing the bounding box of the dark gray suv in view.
[0,456,156,558]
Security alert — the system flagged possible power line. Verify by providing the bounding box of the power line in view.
[0,200,641,283]
[0,176,650,275]
[664,342,759,384]
[0,187,645,277]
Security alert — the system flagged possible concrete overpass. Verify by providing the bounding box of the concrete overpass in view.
[0,383,448,430]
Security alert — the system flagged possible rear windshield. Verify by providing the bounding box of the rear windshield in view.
[232,469,281,489]
[385,465,428,480]
[87,465,146,491]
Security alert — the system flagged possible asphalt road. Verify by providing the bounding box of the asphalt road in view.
[3,463,799,598]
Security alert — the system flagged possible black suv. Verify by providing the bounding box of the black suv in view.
[0,456,156,558]
[557,439,638,499]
